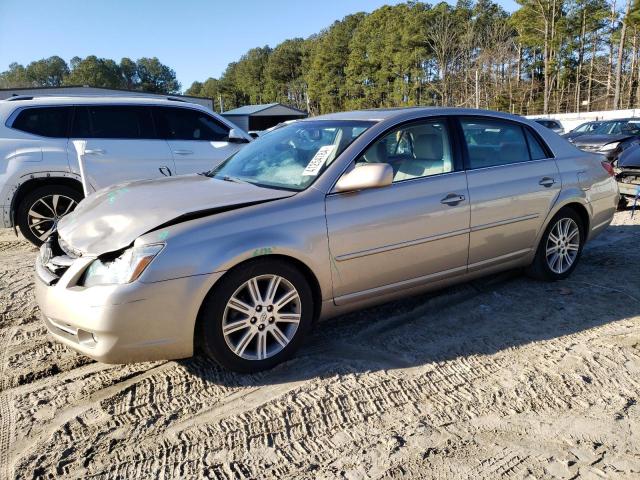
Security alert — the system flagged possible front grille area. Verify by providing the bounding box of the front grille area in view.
[37,233,78,285]
[617,167,640,184]
[578,144,601,153]
[58,234,82,258]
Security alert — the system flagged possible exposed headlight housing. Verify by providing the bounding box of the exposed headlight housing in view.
[81,244,164,287]
[599,142,620,152]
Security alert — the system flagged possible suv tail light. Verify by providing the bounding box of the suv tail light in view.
[601,161,615,176]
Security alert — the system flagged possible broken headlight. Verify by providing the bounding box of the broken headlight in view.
[81,244,164,287]
[599,142,620,152]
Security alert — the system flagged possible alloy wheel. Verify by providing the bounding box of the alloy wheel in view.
[545,217,580,274]
[27,194,77,241]
[222,274,302,361]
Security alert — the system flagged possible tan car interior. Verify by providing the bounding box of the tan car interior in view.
[359,123,453,181]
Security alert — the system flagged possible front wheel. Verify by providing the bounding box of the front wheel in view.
[198,259,314,373]
[526,207,585,281]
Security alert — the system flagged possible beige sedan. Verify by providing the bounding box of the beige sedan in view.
[35,108,619,372]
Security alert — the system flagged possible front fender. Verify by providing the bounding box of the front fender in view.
[137,193,333,301]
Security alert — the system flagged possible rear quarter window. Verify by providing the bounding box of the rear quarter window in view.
[11,107,71,137]
[524,128,550,160]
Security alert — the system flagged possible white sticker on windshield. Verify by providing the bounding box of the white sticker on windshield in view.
[302,145,336,176]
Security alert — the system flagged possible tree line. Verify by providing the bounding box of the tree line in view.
[3,0,640,116]
[0,56,180,94]
[187,0,640,116]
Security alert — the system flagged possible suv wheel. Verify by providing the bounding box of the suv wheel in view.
[17,185,83,246]
[198,259,314,373]
[526,207,585,281]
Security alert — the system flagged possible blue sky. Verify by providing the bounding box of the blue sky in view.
[0,0,519,92]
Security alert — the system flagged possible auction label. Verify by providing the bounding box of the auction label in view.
[302,145,336,176]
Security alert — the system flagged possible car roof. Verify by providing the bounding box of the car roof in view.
[307,107,528,123]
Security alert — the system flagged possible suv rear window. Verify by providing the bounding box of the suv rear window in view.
[155,107,229,141]
[11,107,71,137]
[71,106,156,139]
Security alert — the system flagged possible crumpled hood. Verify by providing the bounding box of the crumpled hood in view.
[57,175,294,255]
[572,134,631,146]
[562,132,586,142]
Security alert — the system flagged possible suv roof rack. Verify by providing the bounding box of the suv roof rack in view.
[6,95,34,101]
[2,94,197,105]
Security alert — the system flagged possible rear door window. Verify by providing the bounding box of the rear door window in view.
[155,107,230,141]
[71,106,156,139]
[460,118,532,169]
[11,107,71,138]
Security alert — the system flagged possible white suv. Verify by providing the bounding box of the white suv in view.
[0,96,251,245]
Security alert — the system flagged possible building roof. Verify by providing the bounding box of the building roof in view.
[223,103,307,116]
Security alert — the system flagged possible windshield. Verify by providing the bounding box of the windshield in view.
[209,120,373,191]
[574,122,593,133]
[592,120,640,136]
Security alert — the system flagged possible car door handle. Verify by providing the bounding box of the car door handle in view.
[173,149,193,155]
[440,193,465,206]
[159,166,173,177]
[539,177,556,187]
[84,148,105,155]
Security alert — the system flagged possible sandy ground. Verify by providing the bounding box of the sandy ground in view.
[1,211,640,479]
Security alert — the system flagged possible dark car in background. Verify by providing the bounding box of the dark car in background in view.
[613,143,640,204]
[533,118,564,134]
[562,121,602,142]
[571,119,640,162]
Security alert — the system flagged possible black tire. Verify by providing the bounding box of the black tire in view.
[618,195,629,210]
[526,207,585,281]
[16,185,83,246]
[198,259,314,373]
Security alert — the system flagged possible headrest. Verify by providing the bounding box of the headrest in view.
[363,139,388,163]
[499,142,529,163]
[414,133,443,160]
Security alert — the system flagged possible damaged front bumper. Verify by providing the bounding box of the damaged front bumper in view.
[615,167,640,197]
[35,234,223,363]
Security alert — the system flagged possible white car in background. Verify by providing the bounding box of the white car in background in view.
[0,96,251,245]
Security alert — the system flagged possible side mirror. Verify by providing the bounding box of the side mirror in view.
[335,163,393,193]
[228,128,250,143]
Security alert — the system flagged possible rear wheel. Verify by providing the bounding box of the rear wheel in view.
[16,185,83,246]
[526,207,585,281]
[198,259,314,373]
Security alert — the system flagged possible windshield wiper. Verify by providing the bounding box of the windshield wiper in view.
[222,175,251,184]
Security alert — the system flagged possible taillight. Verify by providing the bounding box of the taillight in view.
[601,161,615,176]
